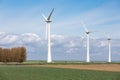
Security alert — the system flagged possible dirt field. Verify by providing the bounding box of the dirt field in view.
[1,62,120,72]
[38,64,120,72]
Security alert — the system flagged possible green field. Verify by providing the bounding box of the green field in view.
[0,60,120,65]
[0,65,120,80]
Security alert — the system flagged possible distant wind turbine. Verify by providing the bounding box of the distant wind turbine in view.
[81,22,90,62]
[42,8,54,63]
[107,36,111,62]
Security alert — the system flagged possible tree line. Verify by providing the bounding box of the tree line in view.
[0,47,26,63]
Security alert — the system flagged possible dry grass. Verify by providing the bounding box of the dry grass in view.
[37,64,120,72]
[0,62,120,72]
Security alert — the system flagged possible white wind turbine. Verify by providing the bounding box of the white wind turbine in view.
[81,22,90,62]
[42,8,54,63]
[107,36,111,62]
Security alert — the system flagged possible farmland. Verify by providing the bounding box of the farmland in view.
[0,62,120,80]
[38,64,120,72]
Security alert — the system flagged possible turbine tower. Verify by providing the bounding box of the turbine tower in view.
[42,8,54,63]
[108,36,111,63]
[81,22,90,62]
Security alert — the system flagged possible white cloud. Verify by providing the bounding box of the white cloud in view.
[65,40,77,48]
[51,34,65,41]
[21,33,41,42]
[4,35,18,43]
[99,41,108,47]
[0,33,119,61]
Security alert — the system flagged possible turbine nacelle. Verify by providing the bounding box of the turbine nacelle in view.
[46,20,52,23]
[108,38,111,40]
[86,31,90,34]
[108,36,111,40]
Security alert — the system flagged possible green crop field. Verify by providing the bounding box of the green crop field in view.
[0,65,119,80]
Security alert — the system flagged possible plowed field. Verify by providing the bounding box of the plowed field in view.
[37,64,120,72]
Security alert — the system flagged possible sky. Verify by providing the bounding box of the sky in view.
[0,0,120,39]
[0,0,120,61]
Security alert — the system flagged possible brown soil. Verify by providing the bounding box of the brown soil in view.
[37,64,120,72]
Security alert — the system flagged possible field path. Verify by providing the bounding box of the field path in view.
[35,64,120,72]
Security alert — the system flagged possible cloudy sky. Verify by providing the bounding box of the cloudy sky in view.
[0,0,120,61]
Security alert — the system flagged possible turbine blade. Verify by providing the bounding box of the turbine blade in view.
[81,35,86,47]
[47,8,54,21]
[81,21,89,32]
[81,36,85,42]
[42,14,47,20]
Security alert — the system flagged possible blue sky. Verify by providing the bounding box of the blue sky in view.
[0,0,120,61]
[0,0,120,39]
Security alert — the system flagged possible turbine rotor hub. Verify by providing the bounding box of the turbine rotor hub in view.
[46,20,51,23]
[86,32,90,34]
[108,38,111,40]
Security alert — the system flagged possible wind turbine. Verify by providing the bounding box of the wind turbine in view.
[42,8,54,63]
[107,36,111,62]
[81,22,90,62]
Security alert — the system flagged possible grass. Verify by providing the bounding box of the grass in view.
[0,60,120,65]
[0,65,119,80]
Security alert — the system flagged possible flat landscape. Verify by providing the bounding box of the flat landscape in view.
[0,64,120,80]
[0,62,120,80]
[38,64,120,72]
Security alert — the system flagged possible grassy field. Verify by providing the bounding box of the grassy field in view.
[0,65,120,80]
[1,60,119,64]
